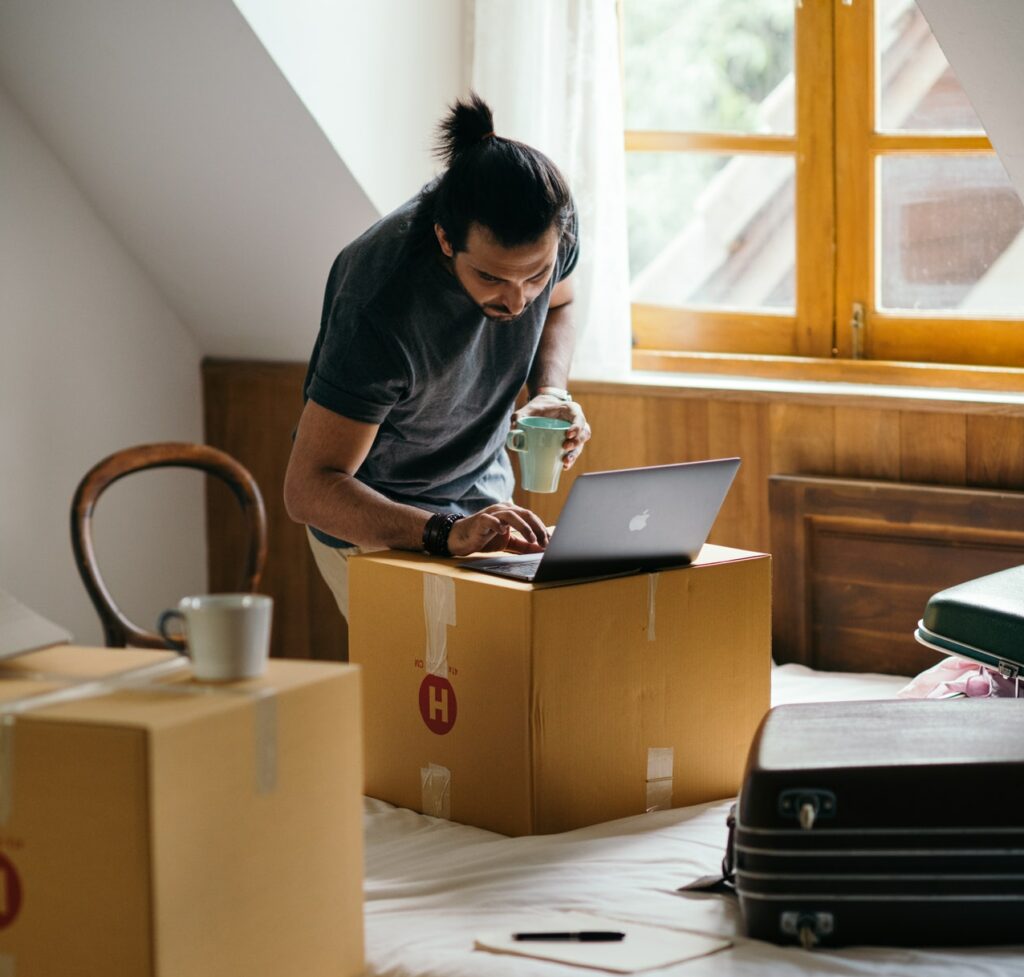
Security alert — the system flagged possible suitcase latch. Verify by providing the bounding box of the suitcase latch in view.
[778,789,836,830]
[996,659,1020,681]
[781,911,834,949]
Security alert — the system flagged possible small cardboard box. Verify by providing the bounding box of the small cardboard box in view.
[0,646,363,977]
[349,544,770,836]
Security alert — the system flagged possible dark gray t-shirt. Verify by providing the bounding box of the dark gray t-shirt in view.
[303,188,579,546]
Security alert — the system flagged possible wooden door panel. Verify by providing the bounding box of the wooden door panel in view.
[771,475,1024,674]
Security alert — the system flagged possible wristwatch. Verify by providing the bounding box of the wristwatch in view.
[536,386,572,403]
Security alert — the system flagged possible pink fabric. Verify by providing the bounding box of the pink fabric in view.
[898,655,1021,699]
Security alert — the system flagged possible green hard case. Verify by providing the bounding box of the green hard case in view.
[914,564,1024,679]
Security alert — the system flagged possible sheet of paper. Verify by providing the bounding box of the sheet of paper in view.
[0,588,72,657]
[474,911,730,973]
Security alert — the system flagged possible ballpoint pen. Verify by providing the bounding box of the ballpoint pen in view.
[513,931,625,942]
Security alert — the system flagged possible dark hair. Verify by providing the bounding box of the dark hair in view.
[416,93,574,253]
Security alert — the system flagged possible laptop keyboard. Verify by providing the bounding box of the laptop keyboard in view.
[473,557,542,580]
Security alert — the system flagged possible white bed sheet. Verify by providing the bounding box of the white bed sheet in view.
[363,665,1024,976]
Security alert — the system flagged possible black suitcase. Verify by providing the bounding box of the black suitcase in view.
[732,698,1024,948]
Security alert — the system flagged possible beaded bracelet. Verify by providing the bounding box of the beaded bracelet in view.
[422,512,463,557]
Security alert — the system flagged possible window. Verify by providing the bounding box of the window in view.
[622,0,1024,375]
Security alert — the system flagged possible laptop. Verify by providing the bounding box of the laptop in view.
[462,457,740,585]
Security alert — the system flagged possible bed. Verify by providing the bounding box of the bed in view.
[361,664,1024,976]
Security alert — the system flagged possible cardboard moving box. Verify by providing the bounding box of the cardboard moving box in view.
[350,544,770,836]
[0,646,363,977]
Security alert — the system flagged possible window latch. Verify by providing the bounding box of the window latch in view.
[850,302,865,359]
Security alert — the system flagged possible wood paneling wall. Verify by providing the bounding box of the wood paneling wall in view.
[203,361,1024,669]
[203,360,347,661]
[516,383,1024,556]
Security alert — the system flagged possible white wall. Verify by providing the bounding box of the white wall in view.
[0,0,379,363]
[0,0,471,646]
[233,0,468,216]
[0,84,206,646]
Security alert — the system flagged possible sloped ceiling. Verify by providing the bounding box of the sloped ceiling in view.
[0,0,379,360]
[232,0,466,219]
[918,0,1024,205]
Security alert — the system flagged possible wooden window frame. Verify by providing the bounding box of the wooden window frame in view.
[624,0,1024,390]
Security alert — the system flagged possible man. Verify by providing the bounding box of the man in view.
[284,93,591,625]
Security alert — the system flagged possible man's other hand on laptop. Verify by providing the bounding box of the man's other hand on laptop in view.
[448,503,550,557]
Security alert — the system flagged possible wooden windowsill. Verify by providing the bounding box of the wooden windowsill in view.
[571,355,1024,416]
[618,346,1024,395]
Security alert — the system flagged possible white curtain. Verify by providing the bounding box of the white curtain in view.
[469,0,632,380]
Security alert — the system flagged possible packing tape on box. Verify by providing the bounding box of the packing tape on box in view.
[0,655,280,825]
[0,655,189,714]
[82,675,280,796]
[0,953,13,977]
[423,575,456,677]
[420,762,452,820]
[252,694,278,794]
[647,573,659,642]
[0,718,13,828]
[645,746,674,812]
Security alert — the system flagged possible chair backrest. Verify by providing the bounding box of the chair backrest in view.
[71,442,268,648]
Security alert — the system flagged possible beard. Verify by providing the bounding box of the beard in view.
[437,251,537,321]
[480,299,533,322]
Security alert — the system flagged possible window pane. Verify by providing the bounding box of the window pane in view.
[623,0,794,134]
[878,155,1024,313]
[627,153,795,311]
[877,0,984,132]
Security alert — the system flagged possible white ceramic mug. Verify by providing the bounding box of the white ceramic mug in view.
[157,594,272,682]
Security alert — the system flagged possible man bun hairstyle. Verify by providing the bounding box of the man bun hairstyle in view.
[424,92,574,254]
[434,91,496,166]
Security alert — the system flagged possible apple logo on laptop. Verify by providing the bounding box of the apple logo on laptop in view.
[629,509,650,532]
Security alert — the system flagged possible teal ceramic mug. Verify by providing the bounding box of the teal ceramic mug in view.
[506,417,570,493]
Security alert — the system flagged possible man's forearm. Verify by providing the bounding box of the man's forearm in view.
[528,300,575,395]
[291,468,431,550]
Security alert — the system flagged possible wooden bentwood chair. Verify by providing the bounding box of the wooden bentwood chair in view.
[71,442,268,648]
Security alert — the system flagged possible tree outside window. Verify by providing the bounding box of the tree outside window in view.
[622,0,1024,373]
